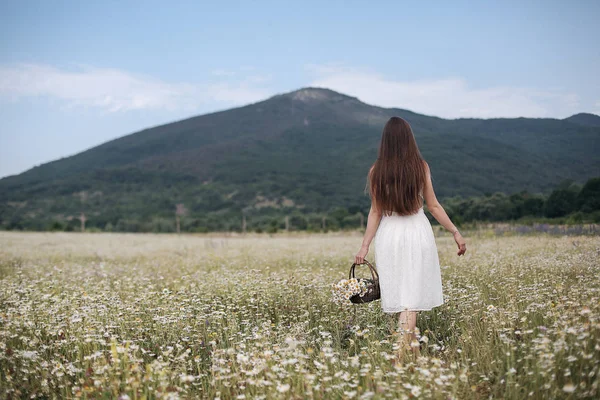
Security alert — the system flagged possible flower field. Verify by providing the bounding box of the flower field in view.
[0,231,598,399]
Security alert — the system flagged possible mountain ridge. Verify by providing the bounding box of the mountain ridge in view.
[1,87,599,231]
[564,112,600,127]
[7,86,595,181]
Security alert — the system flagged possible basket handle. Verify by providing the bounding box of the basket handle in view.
[349,258,379,281]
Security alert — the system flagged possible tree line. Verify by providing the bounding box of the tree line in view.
[3,176,599,233]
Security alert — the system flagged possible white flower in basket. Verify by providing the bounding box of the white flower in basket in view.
[331,278,369,305]
[333,259,381,305]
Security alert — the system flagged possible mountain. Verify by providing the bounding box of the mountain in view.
[564,113,600,127]
[1,87,599,231]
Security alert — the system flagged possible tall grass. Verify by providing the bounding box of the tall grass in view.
[0,232,598,399]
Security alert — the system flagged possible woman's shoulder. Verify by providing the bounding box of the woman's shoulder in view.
[422,160,431,176]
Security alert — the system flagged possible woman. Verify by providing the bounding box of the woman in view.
[355,116,466,363]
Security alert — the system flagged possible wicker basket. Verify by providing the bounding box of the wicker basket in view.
[348,259,381,304]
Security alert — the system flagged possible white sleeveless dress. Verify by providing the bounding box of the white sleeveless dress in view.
[374,194,444,312]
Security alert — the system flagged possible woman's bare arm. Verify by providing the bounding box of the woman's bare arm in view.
[355,167,382,264]
[355,203,382,264]
[423,161,467,255]
[361,203,382,247]
[423,161,458,233]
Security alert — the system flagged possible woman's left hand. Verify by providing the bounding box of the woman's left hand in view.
[355,245,369,264]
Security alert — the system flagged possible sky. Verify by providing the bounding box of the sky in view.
[1,0,599,178]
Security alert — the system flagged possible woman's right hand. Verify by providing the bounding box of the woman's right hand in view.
[454,232,466,256]
[355,245,369,264]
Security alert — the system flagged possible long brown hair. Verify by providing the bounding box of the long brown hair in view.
[366,117,427,216]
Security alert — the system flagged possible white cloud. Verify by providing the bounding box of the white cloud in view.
[1,62,588,119]
[0,63,272,112]
[306,64,582,118]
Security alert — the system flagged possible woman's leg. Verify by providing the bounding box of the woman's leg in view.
[398,310,420,357]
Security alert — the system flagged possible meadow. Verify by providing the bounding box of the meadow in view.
[0,230,598,399]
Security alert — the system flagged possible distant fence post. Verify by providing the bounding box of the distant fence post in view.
[175,203,187,234]
[80,212,86,233]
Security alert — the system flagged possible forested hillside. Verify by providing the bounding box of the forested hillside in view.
[1,88,599,232]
